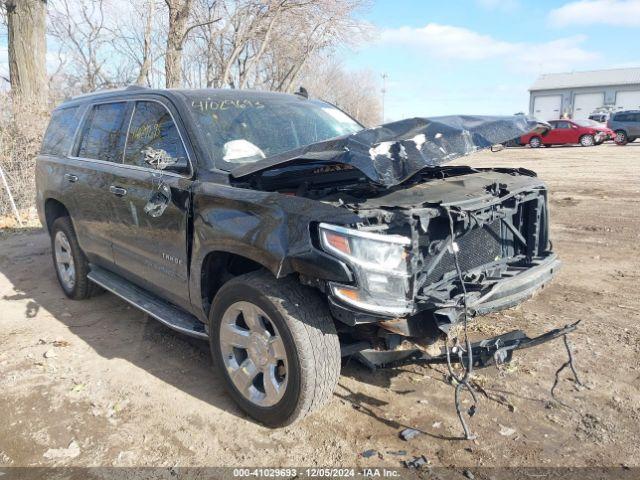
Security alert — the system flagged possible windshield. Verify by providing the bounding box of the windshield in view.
[575,119,601,127]
[184,93,362,170]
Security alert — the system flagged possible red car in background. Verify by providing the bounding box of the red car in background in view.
[521,119,614,147]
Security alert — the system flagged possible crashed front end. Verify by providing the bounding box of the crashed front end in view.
[319,168,560,340]
[231,114,564,362]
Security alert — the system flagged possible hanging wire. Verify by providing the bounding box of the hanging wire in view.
[444,207,478,440]
[551,334,584,407]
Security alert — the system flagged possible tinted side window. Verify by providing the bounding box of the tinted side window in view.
[615,113,630,122]
[77,102,129,162]
[41,107,80,156]
[124,101,187,169]
[555,121,569,129]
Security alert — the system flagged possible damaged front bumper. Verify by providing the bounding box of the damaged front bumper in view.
[329,252,560,328]
[432,253,561,328]
[352,321,579,369]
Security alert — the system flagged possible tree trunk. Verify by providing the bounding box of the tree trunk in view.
[136,0,155,86]
[6,0,48,105]
[165,0,192,88]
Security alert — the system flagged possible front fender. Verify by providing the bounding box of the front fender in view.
[189,182,359,317]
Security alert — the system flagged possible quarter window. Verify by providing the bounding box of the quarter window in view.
[77,102,129,162]
[124,101,187,169]
[41,107,80,156]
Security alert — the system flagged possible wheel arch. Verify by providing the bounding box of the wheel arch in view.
[200,249,267,317]
[44,198,70,233]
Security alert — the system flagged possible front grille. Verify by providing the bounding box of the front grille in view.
[422,220,504,284]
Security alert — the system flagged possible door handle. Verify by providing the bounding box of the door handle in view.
[64,173,78,183]
[109,185,127,197]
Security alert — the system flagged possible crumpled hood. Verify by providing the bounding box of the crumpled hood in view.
[231,115,549,187]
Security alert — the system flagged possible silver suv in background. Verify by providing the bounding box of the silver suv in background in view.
[607,110,640,145]
[588,113,609,123]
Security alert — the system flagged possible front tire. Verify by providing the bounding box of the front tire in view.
[50,216,95,300]
[209,270,340,427]
[579,134,595,147]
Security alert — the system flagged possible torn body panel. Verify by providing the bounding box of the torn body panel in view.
[232,116,549,187]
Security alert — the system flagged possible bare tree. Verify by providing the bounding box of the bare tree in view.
[4,0,48,104]
[186,0,368,91]
[110,0,164,87]
[49,0,116,92]
[164,0,219,88]
[299,57,381,126]
[137,0,155,85]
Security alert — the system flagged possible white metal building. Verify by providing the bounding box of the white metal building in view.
[528,67,640,121]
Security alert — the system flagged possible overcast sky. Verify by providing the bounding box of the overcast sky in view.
[346,0,640,120]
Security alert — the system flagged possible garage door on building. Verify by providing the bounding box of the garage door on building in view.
[533,95,562,121]
[573,92,604,119]
[615,91,640,111]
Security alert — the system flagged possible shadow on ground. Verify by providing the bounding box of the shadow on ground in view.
[0,229,248,422]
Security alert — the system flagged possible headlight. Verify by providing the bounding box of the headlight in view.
[319,223,413,316]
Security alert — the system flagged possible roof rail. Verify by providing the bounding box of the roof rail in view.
[69,85,150,101]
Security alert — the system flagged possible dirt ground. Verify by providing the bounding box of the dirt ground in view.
[1,143,639,471]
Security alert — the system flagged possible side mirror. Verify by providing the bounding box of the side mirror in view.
[143,147,189,174]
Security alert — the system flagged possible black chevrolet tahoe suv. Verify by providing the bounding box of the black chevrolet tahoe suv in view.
[36,86,561,426]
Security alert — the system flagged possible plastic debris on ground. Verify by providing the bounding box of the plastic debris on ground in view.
[399,428,422,441]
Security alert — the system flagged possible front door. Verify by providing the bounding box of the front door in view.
[108,99,193,308]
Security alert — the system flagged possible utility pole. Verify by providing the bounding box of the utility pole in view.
[381,72,388,123]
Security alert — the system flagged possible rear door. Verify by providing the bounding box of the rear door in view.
[107,98,193,308]
[66,101,131,266]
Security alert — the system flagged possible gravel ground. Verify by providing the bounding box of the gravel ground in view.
[1,142,639,471]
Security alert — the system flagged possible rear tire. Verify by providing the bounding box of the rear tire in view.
[50,216,95,300]
[579,134,595,147]
[615,130,628,145]
[209,270,340,427]
[529,137,542,148]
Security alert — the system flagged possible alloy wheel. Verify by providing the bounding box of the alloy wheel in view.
[54,231,76,290]
[615,131,627,145]
[219,301,288,407]
[580,135,594,147]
